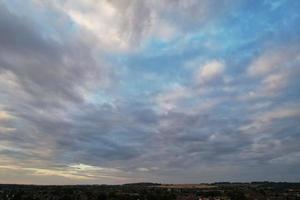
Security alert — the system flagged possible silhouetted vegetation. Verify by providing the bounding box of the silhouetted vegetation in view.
[0,182,300,200]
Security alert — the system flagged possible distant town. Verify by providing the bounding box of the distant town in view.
[1,182,300,200]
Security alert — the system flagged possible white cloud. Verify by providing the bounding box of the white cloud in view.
[240,103,300,134]
[247,46,299,77]
[0,127,16,133]
[195,60,225,83]
[156,85,191,112]
[57,0,129,51]
[0,110,14,121]
[0,163,126,181]
[148,18,180,42]
[137,167,150,172]
[240,45,300,100]
[261,72,288,94]
[0,109,16,133]
[240,72,290,101]
[34,0,232,52]
[69,163,121,173]
[259,105,300,123]
[0,165,93,180]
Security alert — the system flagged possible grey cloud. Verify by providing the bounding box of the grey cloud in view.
[1,99,159,169]
[0,4,108,108]
[0,0,300,184]
[0,6,58,57]
[0,3,121,169]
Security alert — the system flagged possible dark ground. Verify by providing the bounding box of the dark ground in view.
[0,182,300,200]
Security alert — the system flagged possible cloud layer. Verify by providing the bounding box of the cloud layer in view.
[0,0,300,184]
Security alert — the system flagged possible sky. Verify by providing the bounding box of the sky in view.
[0,0,300,185]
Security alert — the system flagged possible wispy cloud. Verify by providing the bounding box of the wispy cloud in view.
[0,0,300,184]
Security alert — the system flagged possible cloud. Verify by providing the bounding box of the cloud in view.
[239,44,300,100]
[195,60,225,84]
[137,167,150,172]
[0,0,300,184]
[247,46,299,77]
[156,85,191,112]
[0,3,128,180]
[0,110,16,134]
[33,0,236,51]
[240,103,300,134]
[261,73,288,94]
[0,163,128,182]
[0,111,15,121]
[0,4,112,109]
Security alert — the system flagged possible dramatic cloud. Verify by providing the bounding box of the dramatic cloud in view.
[0,0,300,184]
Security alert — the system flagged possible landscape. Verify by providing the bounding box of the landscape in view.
[0,0,300,199]
[1,182,300,200]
